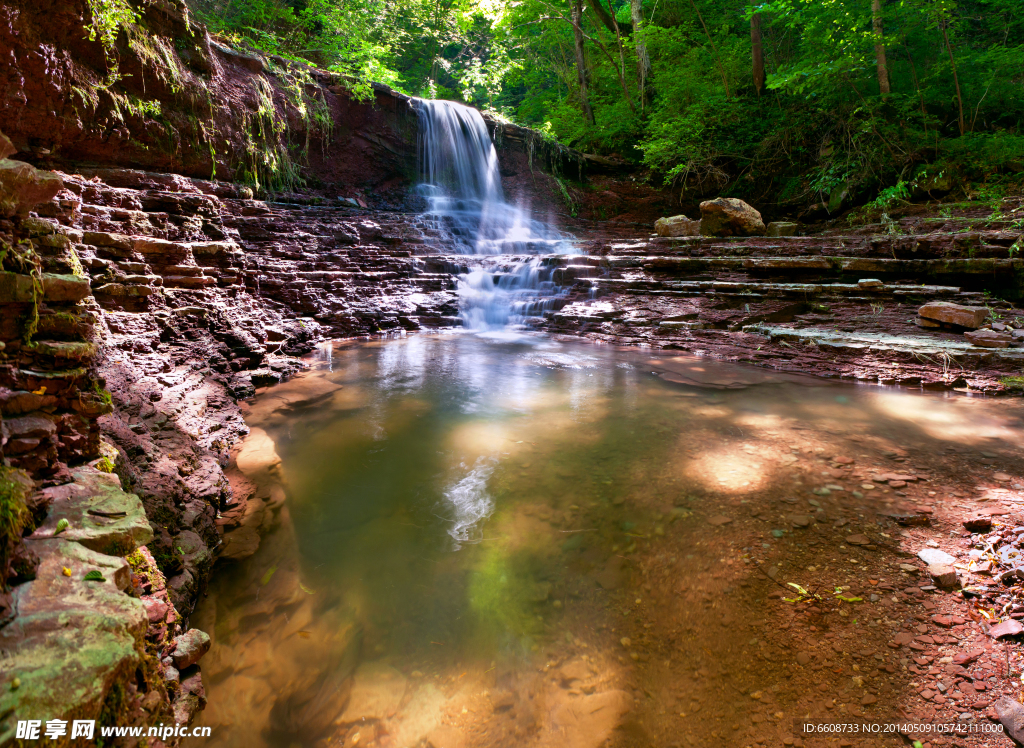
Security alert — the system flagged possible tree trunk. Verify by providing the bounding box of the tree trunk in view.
[630,0,652,109]
[940,21,965,134]
[571,0,596,125]
[871,0,890,95]
[750,12,764,95]
[591,0,632,36]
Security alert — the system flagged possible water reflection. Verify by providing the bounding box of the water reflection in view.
[190,334,1024,748]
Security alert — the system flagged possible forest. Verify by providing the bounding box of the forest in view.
[182,0,1024,210]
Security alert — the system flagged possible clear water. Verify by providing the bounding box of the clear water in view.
[190,333,1024,748]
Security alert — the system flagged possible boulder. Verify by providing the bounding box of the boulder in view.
[766,221,798,237]
[655,214,700,237]
[699,198,766,237]
[0,159,63,217]
[965,329,1012,348]
[171,628,212,670]
[917,301,988,329]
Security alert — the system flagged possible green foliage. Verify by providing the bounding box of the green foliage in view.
[193,0,1024,207]
[85,0,141,60]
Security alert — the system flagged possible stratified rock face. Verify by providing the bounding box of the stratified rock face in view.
[918,301,988,329]
[655,214,700,237]
[699,198,766,237]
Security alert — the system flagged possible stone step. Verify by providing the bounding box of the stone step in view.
[590,278,985,302]
[744,324,1024,361]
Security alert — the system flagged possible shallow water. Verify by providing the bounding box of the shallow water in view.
[190,333,1024,748]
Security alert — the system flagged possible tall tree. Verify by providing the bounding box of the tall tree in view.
[871,0,890,95]
[750,12,764,95]
[631,0,652,108]
[570,0,596,124]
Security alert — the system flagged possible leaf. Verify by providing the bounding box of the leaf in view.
[83,570,106,582]
[787,582,809,595]
[260,565,278,586]
[32,386,46,395]
[62,566,72,577]
[299,583,316,595]
[55,518,69,534]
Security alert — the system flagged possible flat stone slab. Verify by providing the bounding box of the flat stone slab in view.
[31,466,153,556]
[0,539,147,743]
[918,548,956,566]
[744,324,1024,362]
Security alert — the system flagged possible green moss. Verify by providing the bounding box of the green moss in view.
[0,467,30,591]
[1001,375,1024,392]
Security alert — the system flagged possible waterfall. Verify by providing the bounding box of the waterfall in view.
[413,98,575,331]
[414,98,569,256]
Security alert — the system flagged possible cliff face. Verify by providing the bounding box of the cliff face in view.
[1,0,419,202]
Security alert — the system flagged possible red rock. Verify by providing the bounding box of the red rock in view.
[963,516,993,532]
[931,615,953,628]
[989,619,1024,639]
[920,688,935,700]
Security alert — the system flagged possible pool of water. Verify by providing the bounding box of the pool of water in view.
[189,333,1024,748]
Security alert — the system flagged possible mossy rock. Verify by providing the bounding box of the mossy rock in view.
[0,538,147,744]
[31,467,153,556]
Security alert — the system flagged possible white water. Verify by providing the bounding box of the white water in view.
[413,99,576,332]
[443,456,497,548]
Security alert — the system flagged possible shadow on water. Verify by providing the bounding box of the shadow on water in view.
[188,333,1024,748]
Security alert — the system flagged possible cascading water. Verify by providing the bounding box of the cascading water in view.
[413,98,575,331]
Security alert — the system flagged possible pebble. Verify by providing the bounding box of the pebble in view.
[994,472,1012,482]
[846,534,870,546]
[917,548,955,566]
[963,517,993,532]
[860,694,877,705]
[796,652,811,666]
[707,515,733,526]
[791,515,813,528]
[989,619,1024,639]
[620,637,632,648]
